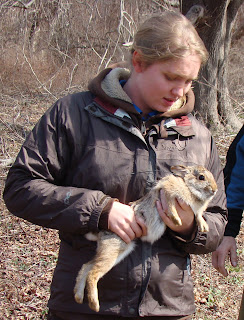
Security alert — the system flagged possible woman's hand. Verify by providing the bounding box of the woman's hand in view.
[156,190,196,237]
[212,236,238,277]
[108,201,147,243]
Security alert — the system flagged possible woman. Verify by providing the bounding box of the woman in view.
[3,11,227,320]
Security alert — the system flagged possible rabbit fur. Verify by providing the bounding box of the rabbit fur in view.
[74,165,217,312]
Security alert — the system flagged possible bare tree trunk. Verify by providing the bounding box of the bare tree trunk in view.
[182,0,243,131]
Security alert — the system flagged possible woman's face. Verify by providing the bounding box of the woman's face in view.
[127,52,201,116]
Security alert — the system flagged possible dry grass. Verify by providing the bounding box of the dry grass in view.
[0,214,59,319]
[192,229,244,320]
[0,94,57,319]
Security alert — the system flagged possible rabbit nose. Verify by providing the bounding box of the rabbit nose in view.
[211,181,218,193]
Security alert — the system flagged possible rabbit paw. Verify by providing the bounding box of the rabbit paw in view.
[74,290,84,304]
[88,296,100,312]
[198,219,209,232]
[170,214,182,226]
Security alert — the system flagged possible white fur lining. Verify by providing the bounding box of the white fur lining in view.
[101,68,132,104]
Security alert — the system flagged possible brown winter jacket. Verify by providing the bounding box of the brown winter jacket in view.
[3,68,227,318]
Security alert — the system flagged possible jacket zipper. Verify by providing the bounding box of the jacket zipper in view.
[141,121,146,135]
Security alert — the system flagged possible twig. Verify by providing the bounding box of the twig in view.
[85,13,103,60]
[0,158,15,167]
[67,63,78,93]
[196,77,244,108]
[97,39,111,72]
[13,0,36,9]
[22,51,58,100]
[0,116,25,142]
[152,0,172,10]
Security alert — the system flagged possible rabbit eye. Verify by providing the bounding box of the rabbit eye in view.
[199,175,205,181]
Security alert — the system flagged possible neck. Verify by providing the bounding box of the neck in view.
[123,76,151,117]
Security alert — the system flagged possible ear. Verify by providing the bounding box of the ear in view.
[170,165,188,178]
[132,50,145,73]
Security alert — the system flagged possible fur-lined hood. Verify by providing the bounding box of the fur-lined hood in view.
[88,67,195,121]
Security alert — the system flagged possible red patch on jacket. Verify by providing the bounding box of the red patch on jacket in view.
[175,116,191,126]
[94,97,117,114]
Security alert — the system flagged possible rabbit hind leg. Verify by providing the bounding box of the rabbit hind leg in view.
[74,261,94,304]
[86,238,134,312]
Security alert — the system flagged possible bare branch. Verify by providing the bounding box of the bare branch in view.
[67,63,78,93]
[22,50,58,99]
[152,0,172,11]
[13,0,36,9]
[196,77,243,109]
[0,116,25,142]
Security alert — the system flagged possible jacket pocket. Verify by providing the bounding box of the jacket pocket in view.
[148,236,194,307]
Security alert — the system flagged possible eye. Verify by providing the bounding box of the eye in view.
[165,74,174,81]
[199,175,205,181]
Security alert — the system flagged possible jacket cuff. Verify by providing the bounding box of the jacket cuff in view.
[167,223,198,243]
[224,208,243,237]
[98,198,118,230]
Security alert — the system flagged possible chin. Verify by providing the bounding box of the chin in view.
[156,106,171,113]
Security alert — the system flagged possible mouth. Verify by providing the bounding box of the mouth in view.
[163,97,178,107]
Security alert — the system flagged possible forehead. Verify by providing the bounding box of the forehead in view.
[156,55,201,79]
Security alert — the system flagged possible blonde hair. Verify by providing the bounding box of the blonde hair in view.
[131,11,208,66]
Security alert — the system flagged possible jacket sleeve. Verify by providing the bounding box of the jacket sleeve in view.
[169,136,228,254]
[224,134,244,237]
[3,98,110,235]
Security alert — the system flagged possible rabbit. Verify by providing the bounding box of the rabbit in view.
[74,164,218,312]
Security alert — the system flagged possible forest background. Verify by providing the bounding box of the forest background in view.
[0,0,243,319]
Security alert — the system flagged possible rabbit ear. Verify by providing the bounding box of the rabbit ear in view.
[170,165,189,178]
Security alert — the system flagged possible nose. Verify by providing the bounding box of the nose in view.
[171,87,184,98]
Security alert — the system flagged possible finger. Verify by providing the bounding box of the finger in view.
[218,263,228,277]
[212,252,228,277]
[230,247,238,267]
[118,231,131,244]
[156,201,172,225]
[176,197,189,210]
[113,218,136,242]
[115,228,133,244]
[135,216,147,236]
[218,250,228,276]
[160,189,168,211]
[124,225,136,241]
[212,251,218,270]
[131,220,143,238]
[156,200,166,219]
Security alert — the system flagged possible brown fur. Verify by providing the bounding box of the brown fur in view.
[74,165,217,312]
